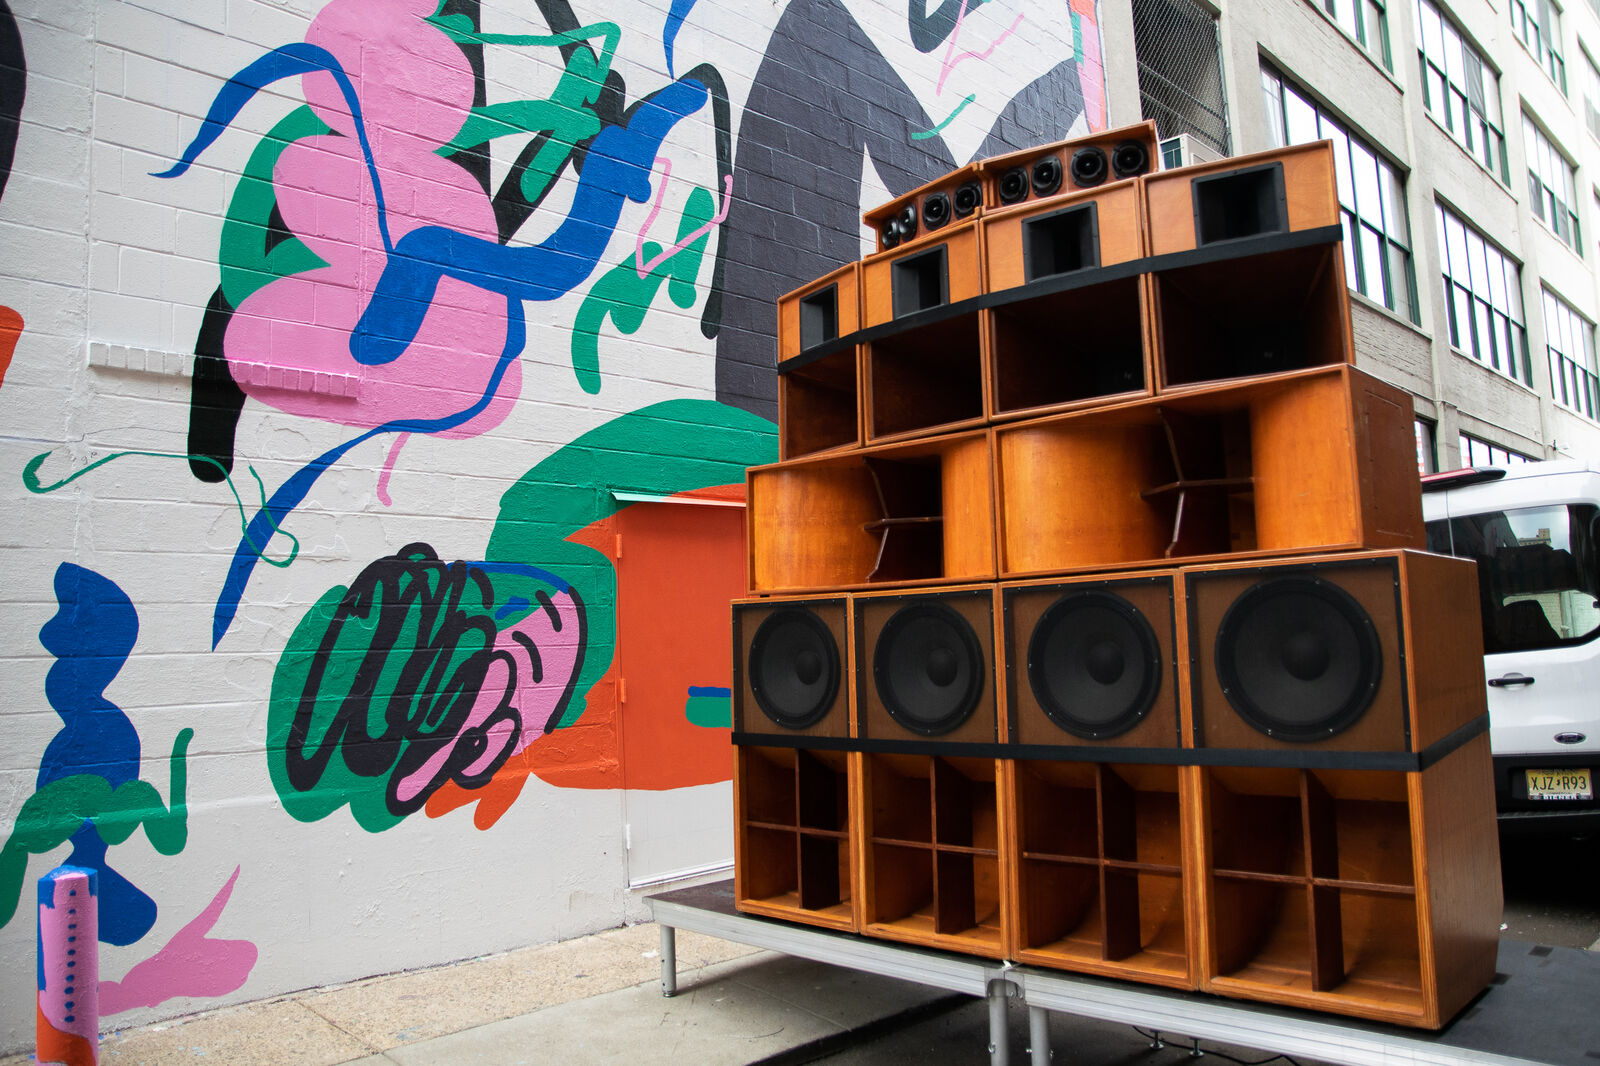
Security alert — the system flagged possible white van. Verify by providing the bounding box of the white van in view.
[1421,459,1600,834]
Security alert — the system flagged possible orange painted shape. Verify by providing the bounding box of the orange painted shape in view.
[0,305,22,389]
[36,1002,96,1066]
[614,497,745,791]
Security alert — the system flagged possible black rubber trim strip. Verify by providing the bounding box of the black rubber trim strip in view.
[1186,713,1487,772]
[1142,223,1344,276]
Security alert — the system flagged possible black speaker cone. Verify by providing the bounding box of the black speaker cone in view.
[954,181,982,217]
[923,191,951,230]
[873,601,984,736]
[881,219,902,249]
[1027,591,1161,739]
[1070,146,1108,187]
[748,608,841,730]
[1110,139,1151,179]
[1214,576,1382,741]
[998,166,1029,204]
[1031,156,1063,197]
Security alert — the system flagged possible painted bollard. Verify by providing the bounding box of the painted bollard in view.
[37,866,98,1066]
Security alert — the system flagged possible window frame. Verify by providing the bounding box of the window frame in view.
[1416,0,1511,183]
[1511,0,1568,94]
[1261,65,1421,323]
[1523,115,1584,253]
[1543,286,1600,419]
[1435,202,1533,384]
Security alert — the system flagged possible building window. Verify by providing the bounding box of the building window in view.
[1512,0,1567,93]
[1544,288,1600,418]
[1435,204,1531,383]
[1415,419,1438,473]
[1416,0,1509,182]
[1262,66,1420,322]
[1325,0,1393,69]
[1133,0,1231,156]
[1523,117,1582,251]
[1585,49,1600,141]
[1460,432,1533,466]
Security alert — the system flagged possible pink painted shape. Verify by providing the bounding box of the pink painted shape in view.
[634,157,735,278]
[224,0,516,438]
[937,2,1025,95]
[394,589,585,805]
[37,870,98,1053]
[98,868,257,1017]
[1072,0,1107,129]
[376,432,410,506]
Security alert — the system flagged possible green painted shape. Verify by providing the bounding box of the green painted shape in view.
[683,694,732,729]
[0,728,192,928]
[571,185,716,393]
[428,17,620,206]
[218,106,332,308]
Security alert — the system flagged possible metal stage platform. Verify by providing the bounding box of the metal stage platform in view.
[646,880,1600,1066]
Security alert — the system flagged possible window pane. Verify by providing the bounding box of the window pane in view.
[1285,88,1320,146]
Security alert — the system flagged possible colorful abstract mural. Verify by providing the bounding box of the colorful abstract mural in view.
[0,0,1104,1048]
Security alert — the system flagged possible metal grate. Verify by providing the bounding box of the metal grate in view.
[1133,0,1230,157]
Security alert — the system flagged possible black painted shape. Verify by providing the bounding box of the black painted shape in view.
[908,0,983,52]
[438,0,491,196]
[683,62,734,342]
[263,199,294,257]
[0,0,25,203]
[187,287,247,483]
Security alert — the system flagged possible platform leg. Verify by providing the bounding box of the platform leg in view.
[987,979,1012,1066]
[660,923,677,997]
[1028,1005,1052,1064]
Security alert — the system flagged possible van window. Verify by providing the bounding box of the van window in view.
[1425,504,1600,653]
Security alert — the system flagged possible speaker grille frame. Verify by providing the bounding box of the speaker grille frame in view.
[734,596,853,741]
[854,587,999,747]
[1186,555,1413,756]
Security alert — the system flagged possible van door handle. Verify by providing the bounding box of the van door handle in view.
[1488,673,1535,687]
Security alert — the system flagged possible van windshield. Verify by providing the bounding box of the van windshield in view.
[1425,504,1600,653]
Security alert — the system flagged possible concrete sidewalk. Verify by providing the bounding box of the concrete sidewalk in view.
[2,921,962,1066]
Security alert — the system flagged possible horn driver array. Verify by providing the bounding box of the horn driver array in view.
[737,123,1501,1029]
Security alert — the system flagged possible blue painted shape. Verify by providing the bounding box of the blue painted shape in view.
[687,686,732,698]
[349,77,709,367]
[36,568,160,945]
[663,0,699,77]
[153,43,393,252]
[38,565,140,790]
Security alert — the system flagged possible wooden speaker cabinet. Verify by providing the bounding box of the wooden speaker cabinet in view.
[747,430,996,593]
[864,163,985,254]
[1143,142,1351,391]
[1005,760,1198,988]
[1193,732,1501,1028]
[980,120,1159,209]
[993,365,1424,577]
[853,585,1000,750]
[777,263,862,459]
[1182,548,1486,767]
[734,745,860,931]
[1001,572,1184,757]
[858,751,1009,957]
[862,219,986,442]
[983,183,1152,421]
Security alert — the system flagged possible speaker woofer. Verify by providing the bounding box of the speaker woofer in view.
[873,601,985,736]
[881,219,902,249]
[954,181,982,217]
[748,608,842,730]
[1070,146,1108,188]
[1110,139,1151,179]
[998,166,1030,204]
[923,191,951,230]
[1214,576,1383,741]
[1031,156,1063,197]
[1027,591,1161,740]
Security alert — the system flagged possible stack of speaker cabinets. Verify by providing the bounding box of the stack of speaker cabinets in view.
[731,121,1502,1029]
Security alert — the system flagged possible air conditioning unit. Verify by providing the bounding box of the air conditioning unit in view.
[1158,133,1224,170]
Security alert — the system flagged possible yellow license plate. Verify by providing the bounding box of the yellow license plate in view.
[1525,768,1593,801]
